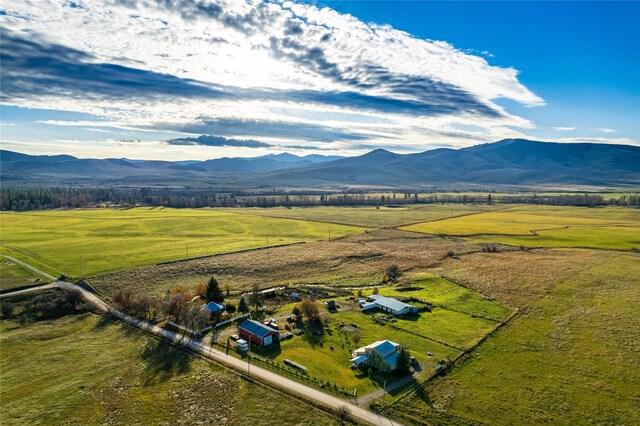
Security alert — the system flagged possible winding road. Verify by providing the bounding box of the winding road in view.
[0,255,402,426]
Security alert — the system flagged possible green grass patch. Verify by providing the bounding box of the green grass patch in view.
[392,253,640,425]
[236,204,498,228]
[0,312,337,425]
[0,208,362,276]
[0,258,47,290]
[402,206,640,250]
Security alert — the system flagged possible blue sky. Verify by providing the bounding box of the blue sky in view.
[1,0,638,160]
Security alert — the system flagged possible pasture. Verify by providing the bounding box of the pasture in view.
[0,208,362,276]
[0,312,337,426]
[236,204,498,228]
[0,258,45,291]
[241,276,511,394]
[402,205,640,249]
[390,252,640,425]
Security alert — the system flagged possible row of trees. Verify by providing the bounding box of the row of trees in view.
[4,187,638,211]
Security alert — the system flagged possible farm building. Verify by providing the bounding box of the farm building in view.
[238,319,279,347]
[350,340,400,370]
[361,295,417,316]
[201,301,225,314]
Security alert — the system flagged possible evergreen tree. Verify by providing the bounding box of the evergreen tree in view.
[237,297,249,313]
[397,346,411,373]
[205,276,224,304]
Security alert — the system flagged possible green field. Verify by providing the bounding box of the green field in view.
[402,206,640,249]
[0,312,338,426]
[247,277,511,394]
[391,253,640,425]
[0,258,46,290]
[254,308,460,394]
[0,208,362,276]
[237,204,498,228]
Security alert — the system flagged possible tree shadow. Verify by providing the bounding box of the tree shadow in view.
[92,312,118,331]
[140,339,192,386]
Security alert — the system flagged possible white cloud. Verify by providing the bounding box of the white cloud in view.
[593,128,616,133]
[1,0,551,157]
[552,126,576,131]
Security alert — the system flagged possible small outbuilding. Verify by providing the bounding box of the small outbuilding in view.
[201,301,225,314]
[290,292,301,301]
[238,319,279,347]
[362,295,417,316]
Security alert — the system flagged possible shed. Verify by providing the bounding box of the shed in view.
[238,319,279,347]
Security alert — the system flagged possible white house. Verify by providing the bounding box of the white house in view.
[350,340,400,370]
[361,295,417,316]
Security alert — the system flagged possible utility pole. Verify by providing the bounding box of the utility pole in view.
[247,339,251,374]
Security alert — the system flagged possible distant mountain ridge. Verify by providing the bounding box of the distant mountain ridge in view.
[1,139,639,189]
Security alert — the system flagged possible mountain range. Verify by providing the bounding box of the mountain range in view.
[2,139,639,190]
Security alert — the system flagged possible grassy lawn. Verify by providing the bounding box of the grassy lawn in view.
[0,258,47,290]
[390,253,640,425]
[0,208,362,276]
[369,274,513,321]
[255,308,460,395]
[0,312,338,426]
[402,206,640,250]
[246,279,511,395]
[236,204,498,228]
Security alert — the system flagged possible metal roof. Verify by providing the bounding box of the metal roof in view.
[368,295,414,313]
[239,319,275,338]
[202,301,225,312]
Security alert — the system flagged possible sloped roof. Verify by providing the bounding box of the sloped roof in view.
[365,340,400,357]
[201,301,225,312]
[368,295,414,312]
[239,319,275,338]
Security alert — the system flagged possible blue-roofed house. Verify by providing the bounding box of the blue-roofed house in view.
[350,340,400,370]
[361,295,417,316]
[201,301,225,315]
[238,319,279,347]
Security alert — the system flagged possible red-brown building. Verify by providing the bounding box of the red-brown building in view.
[238,319,279,347]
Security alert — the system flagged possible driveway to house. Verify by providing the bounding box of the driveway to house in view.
[0,255,402,426]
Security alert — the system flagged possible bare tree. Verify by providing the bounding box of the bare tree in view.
[299,299,320,323]
[248,284,262,311]
[350,328,362,346]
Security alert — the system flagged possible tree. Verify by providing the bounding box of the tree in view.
[205,276,224,304]
[292,305,303,323]
[225,303,236,314]
[0,301,14,319]
[366,350,391,373]
[237,297,249,314]
[396,346,411,373]
[350,328,362,346]
[385,264,401,281]
[193,282,207,299]
[223,283,232,296]
[248,284,262,310]
[163,286,192,322]
[337,405,351,424]
[372,287,379,295]
[299,299,320,323]
[357,289,363,298]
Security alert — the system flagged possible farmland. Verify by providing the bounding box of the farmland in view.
[0,311,338,426]
[0,208,362,276]
[390,252,640,425]
[237,279,511,395]
[0,258,45,291]
[1,204,639,426]
[402,205,640,249]
[88,229,473,297]
[237,204,499,228]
